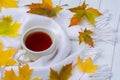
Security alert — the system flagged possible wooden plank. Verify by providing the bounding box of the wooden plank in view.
[99,0,120,80]
[111,13,120,80]
[99,0,120,64]
[100,0,120,31]
[111,41,120,80]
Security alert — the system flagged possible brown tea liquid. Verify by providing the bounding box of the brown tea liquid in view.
[25,32,52,52]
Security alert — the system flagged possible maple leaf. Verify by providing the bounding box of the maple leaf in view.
[69,1,102,26]
[17,64,33,80]
[78,29,94,47]
[26,0,62,17]
[0,42,17,68]
[0,16,21,37]
[77,56,99,74]
[2,64,41,80]
[49,63,72,80]
[32,77,41,80]
[2,69,17,80]
[0,0,18,12]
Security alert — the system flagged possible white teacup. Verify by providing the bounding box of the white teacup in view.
[16,26,56,63]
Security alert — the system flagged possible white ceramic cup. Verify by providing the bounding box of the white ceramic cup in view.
[17,26,56,63]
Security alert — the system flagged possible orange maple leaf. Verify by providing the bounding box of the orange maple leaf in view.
[26,0,62,17]
[69,1,102,26]
[78,29,94,47]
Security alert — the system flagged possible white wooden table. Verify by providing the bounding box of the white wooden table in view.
[19,0,120,80]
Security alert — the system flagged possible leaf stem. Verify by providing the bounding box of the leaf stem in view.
[79,72,85,80]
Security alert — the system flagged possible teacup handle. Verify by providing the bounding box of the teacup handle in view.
[15,50,31,63]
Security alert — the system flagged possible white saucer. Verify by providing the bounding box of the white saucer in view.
[19,14,72,66]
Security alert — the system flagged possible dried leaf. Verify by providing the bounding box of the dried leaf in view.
[0,42,17,68]
[26,0,62,17]
[69,1,102,26]
[2,69,17,80]
[2,64,41,80]
[32,77,41,80]
[49,63,72,80]
[0,16,21,37]
[77,56,99,74]
[78,29,94,47]
[18,64,33,80]
[0,0,18,12]
[49,68,59,80]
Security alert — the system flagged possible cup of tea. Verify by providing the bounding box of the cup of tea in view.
[17,26,57,62]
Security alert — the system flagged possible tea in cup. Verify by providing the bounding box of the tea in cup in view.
[17,26,56,62]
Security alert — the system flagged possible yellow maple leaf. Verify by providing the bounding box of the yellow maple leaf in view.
[0,42,17,68]
[69,1,102,26]
[32,77,41,80]
[2,69,17,80]
[0,16,21,37]
[26,0,62,17]
[2,64,41,80]
[0,0,18,12]
[49,63,72,80]
[17,64,33,80]
[77,56,99,74]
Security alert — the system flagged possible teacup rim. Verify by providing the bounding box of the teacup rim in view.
[21,26,56,56]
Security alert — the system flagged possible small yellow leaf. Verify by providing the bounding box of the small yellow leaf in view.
[78,29,94,47]
[26,0,62,17]
[0,42,17,68]
[49,63,72,80]
[32,77,41,80]
[0,16,21,37]
[2,69,17,80]
[18,64,33,80]
[77,56,99,74]
[49,68,59,80]
[0,0,18,12]
[69,1,102,26]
